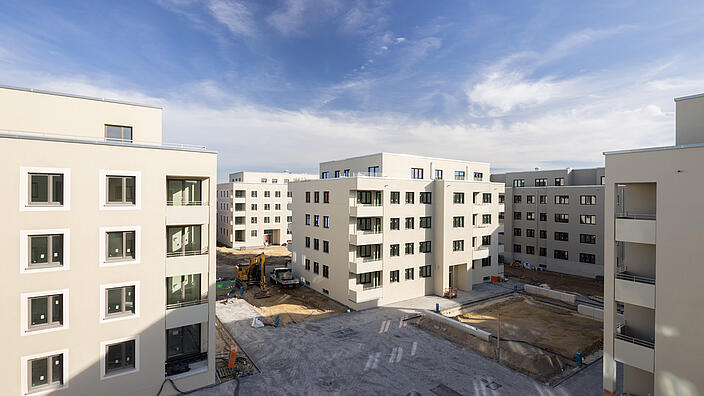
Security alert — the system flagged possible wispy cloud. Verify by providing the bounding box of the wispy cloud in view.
[207,0,255,37]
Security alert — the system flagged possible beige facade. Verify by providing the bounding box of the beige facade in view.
[1,86,217,396]
[603,94,704,396]
[491,168,605,279]
[289,153,504,310]
[217,171,316,248]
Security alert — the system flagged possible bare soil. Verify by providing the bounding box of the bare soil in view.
[216,246,347,326]
[504,266,604,297]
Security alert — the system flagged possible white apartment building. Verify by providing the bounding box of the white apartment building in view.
[288,153,504,310]
[603,93,704,396]
[491,168,605,279]
[0,85,217,396]
[217,171,316,248]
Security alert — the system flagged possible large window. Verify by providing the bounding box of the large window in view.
[29,234,63,268]
[107,176,136,205]
[357,191,382,205]
[554,213,569,223]
[411,168,424,179]
[167,179,202,206]
[167,225,203,256]
[105,125,133,142]
[580,253,596,264]
[166,274,202,308]
[105,286,135,318]
[166,324,201,361]
[580,215,597,225]
[534,178,547,187]
[580,195,596,205]
[554,250,569,260]
[453,192,464,204]
[368,166,380,176]
[554,232,569,241]
[29,294,63,329]
[107,231,135,261]
[554,195,569,204]
[580,234,597,244]
[28,354,64,392]
[357,271,381,288]
[105,340,136,375]
[358,217,381,232]
[29,173,64,206]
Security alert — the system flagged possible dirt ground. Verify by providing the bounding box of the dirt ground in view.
[216,246,347,326]
[415,295,602,384]
[504,265,604,297]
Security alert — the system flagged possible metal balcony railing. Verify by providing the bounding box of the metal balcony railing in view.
[617,212,656,220]
[167,200,207,206]
[166,298,209,310]
[166,248,208,258]
[615,332,655,349]
[616,271,655,285]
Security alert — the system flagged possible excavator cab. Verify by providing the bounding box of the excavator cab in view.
[236,253,270,298]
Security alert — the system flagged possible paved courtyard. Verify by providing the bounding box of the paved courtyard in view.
[195,283,606,396]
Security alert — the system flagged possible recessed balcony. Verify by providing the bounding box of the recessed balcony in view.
[615,214,656,244]
[473,246,490,259]
[348,287,383,303]
[349,231,383,245]
[348,256,383,274]
[614,325,655,373]
[350,204,383,217]
[166,205,209,225]
[615,271,655,309]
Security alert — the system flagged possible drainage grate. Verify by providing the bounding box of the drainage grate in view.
[216,367,235,379]
[487,381,502,390]
[430,384,462,396]
[329,328,356,339]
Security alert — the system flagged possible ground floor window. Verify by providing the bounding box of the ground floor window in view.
[105,339,136,375]
[166,324,201,361]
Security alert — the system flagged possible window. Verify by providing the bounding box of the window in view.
[235,190,245,198]
[419,241,431,253]
[305,237,311,248]
[344,169,351,177]
[419,265,431,277]
[435,169,443,179]
[453,216,464,227]
[453,192,465,204]
[540,230,547,239]
[29,173,64,205]
[580,195,597,205]
[554,195,569,204]
[554,214,569,223]
[105,124,133,142]
[526,212,535,221]
[405,217,414,229]
[275,203,281,210]
[481,257,491,267]
[314,215,320,227]
[27,353,64,392]
[304,259,311,270]
[358,217,381,232]
[314,262,319,274]
[499,194,505,203]
[580,234,596,244]
[334,170,340,178]
[539,247,547,256]
[453,240,464,251]
[481,214,491,224]
[264,204,271,211]
[323,241,329,253]
[513,228,522,237]
[482,235,491,245]
[323,191,330,203]
[390,244,400,256]
[166,324,201,361]
[287,215,292,222]
[287,191,292,198]
[105,285,135,317]
[405,268,414,280]
[580,215,596,225]
[580,253,596,264]
[554,232,569,241]
[29,234,64,268]
[390,270,400,283]
[314,192,320,203]
[554,250,569,260]
[106,176,136,205]
[368,166,380,176]
[539,195,547,204]
[513,179,525,187]
[251,203,258,211]
[526,246,535,255]
[261,178,268,183]
[321,171,329,179]
[357,191,382,205]
[166,274,201,308]
[275,191,281,198]
[454,171,465,180]
[104,339,136,376]
[106,231,135,261]
[29,294,64,330]
[405,192,414,204]
[314,239,319,250]
[357,271,381,287]
[168,179,202,207]
[535,178,547,187]
[555,177,565,186]
[390,191,400,204]
[526,229,535,238]
[514,212,522,220]
[251,190,257,198]
[513,244,521,253]
[357,244,381,259]
[420,192,432,204]
[251,230,257,237]
[166,225,202,256]
[482,193,491,203]
[305,214,311,225]
[473,172,483,181]
[526,195,535,204]
[499,212,504,220]
[323,265,329,278]
[601,176,605,185]
[513,195,522,203]
[323,216,330,228]
[411,168,424,179]
[420,216,431,228]
[405,243,414,255]
[272,179,278,184]
[539,212,547,221]
[305,192,310,203]
[390,218,400,230]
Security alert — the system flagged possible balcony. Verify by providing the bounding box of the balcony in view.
[615,272,655,309]
[165,301,209,328]
[166,204,209,225]
[348,256,383,274]
[350,204,383,217]
[349,231,383,245]
[615,214,656,244]
[348,287,383,303]
[473,246,490,259]
[614,326,655,373]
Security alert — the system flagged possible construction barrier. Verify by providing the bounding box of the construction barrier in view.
[424,310,491,342]
[524,284,577,305]
[577,304,604,321]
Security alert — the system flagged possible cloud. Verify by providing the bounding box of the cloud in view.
[395,37,405,43]
[207,0,255,37]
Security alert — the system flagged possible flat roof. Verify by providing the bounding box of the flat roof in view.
[0,83,162,109]
[319,152,490,166]
[493,166,604,176]
[674,92,704,102]
[604,142,704,156]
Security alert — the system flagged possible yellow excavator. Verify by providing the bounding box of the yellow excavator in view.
[235,253,270,298]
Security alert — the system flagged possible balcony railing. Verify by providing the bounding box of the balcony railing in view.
[615,332,654,349]
[166,248,209,258]
[616,271,655,285]
[167,200,207,206]
[166,298,209,310]
[617,212,656,220]
[358,256,382,262]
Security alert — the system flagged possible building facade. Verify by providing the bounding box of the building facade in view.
[0,86,217,396]
[217,171,316,249]
[603,94,704,396]
[288,153,504,310]
[491,168,605,279]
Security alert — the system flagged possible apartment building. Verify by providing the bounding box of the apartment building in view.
[603,94,704,396]
[217,171,316,248]
[288,153,504,310]
[0,86,217,396]
[491,168,605,279]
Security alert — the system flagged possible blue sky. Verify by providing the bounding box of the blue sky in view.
[2,1,704,178]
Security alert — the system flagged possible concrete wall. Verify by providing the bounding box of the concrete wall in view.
[523,284,577,304]
[675,94,704,146]
[424,310,491,341]
[577,304,604,321]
